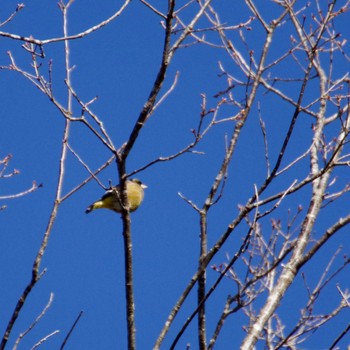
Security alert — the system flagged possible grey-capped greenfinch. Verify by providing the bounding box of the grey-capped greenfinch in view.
[85,179,147,214]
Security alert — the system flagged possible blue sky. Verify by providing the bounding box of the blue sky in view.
[1,1,350,349]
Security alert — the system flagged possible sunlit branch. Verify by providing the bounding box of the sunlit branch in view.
[0,0,131,45]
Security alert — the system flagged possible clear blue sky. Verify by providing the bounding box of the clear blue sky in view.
[1,1,350,349]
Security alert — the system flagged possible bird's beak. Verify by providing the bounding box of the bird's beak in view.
[141,184,148,189]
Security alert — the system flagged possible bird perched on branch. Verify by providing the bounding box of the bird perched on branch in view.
[85,179,147,214]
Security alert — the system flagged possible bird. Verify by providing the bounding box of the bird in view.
[85,178,147,214]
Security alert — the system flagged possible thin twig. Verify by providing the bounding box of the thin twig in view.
[60,311,84,350]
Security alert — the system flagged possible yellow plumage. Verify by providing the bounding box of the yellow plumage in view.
[85,179,147,214]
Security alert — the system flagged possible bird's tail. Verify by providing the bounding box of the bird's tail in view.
[85,200,103,214]
[85,204,94,214]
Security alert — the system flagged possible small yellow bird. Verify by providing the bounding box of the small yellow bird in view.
[85,179,147,214]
